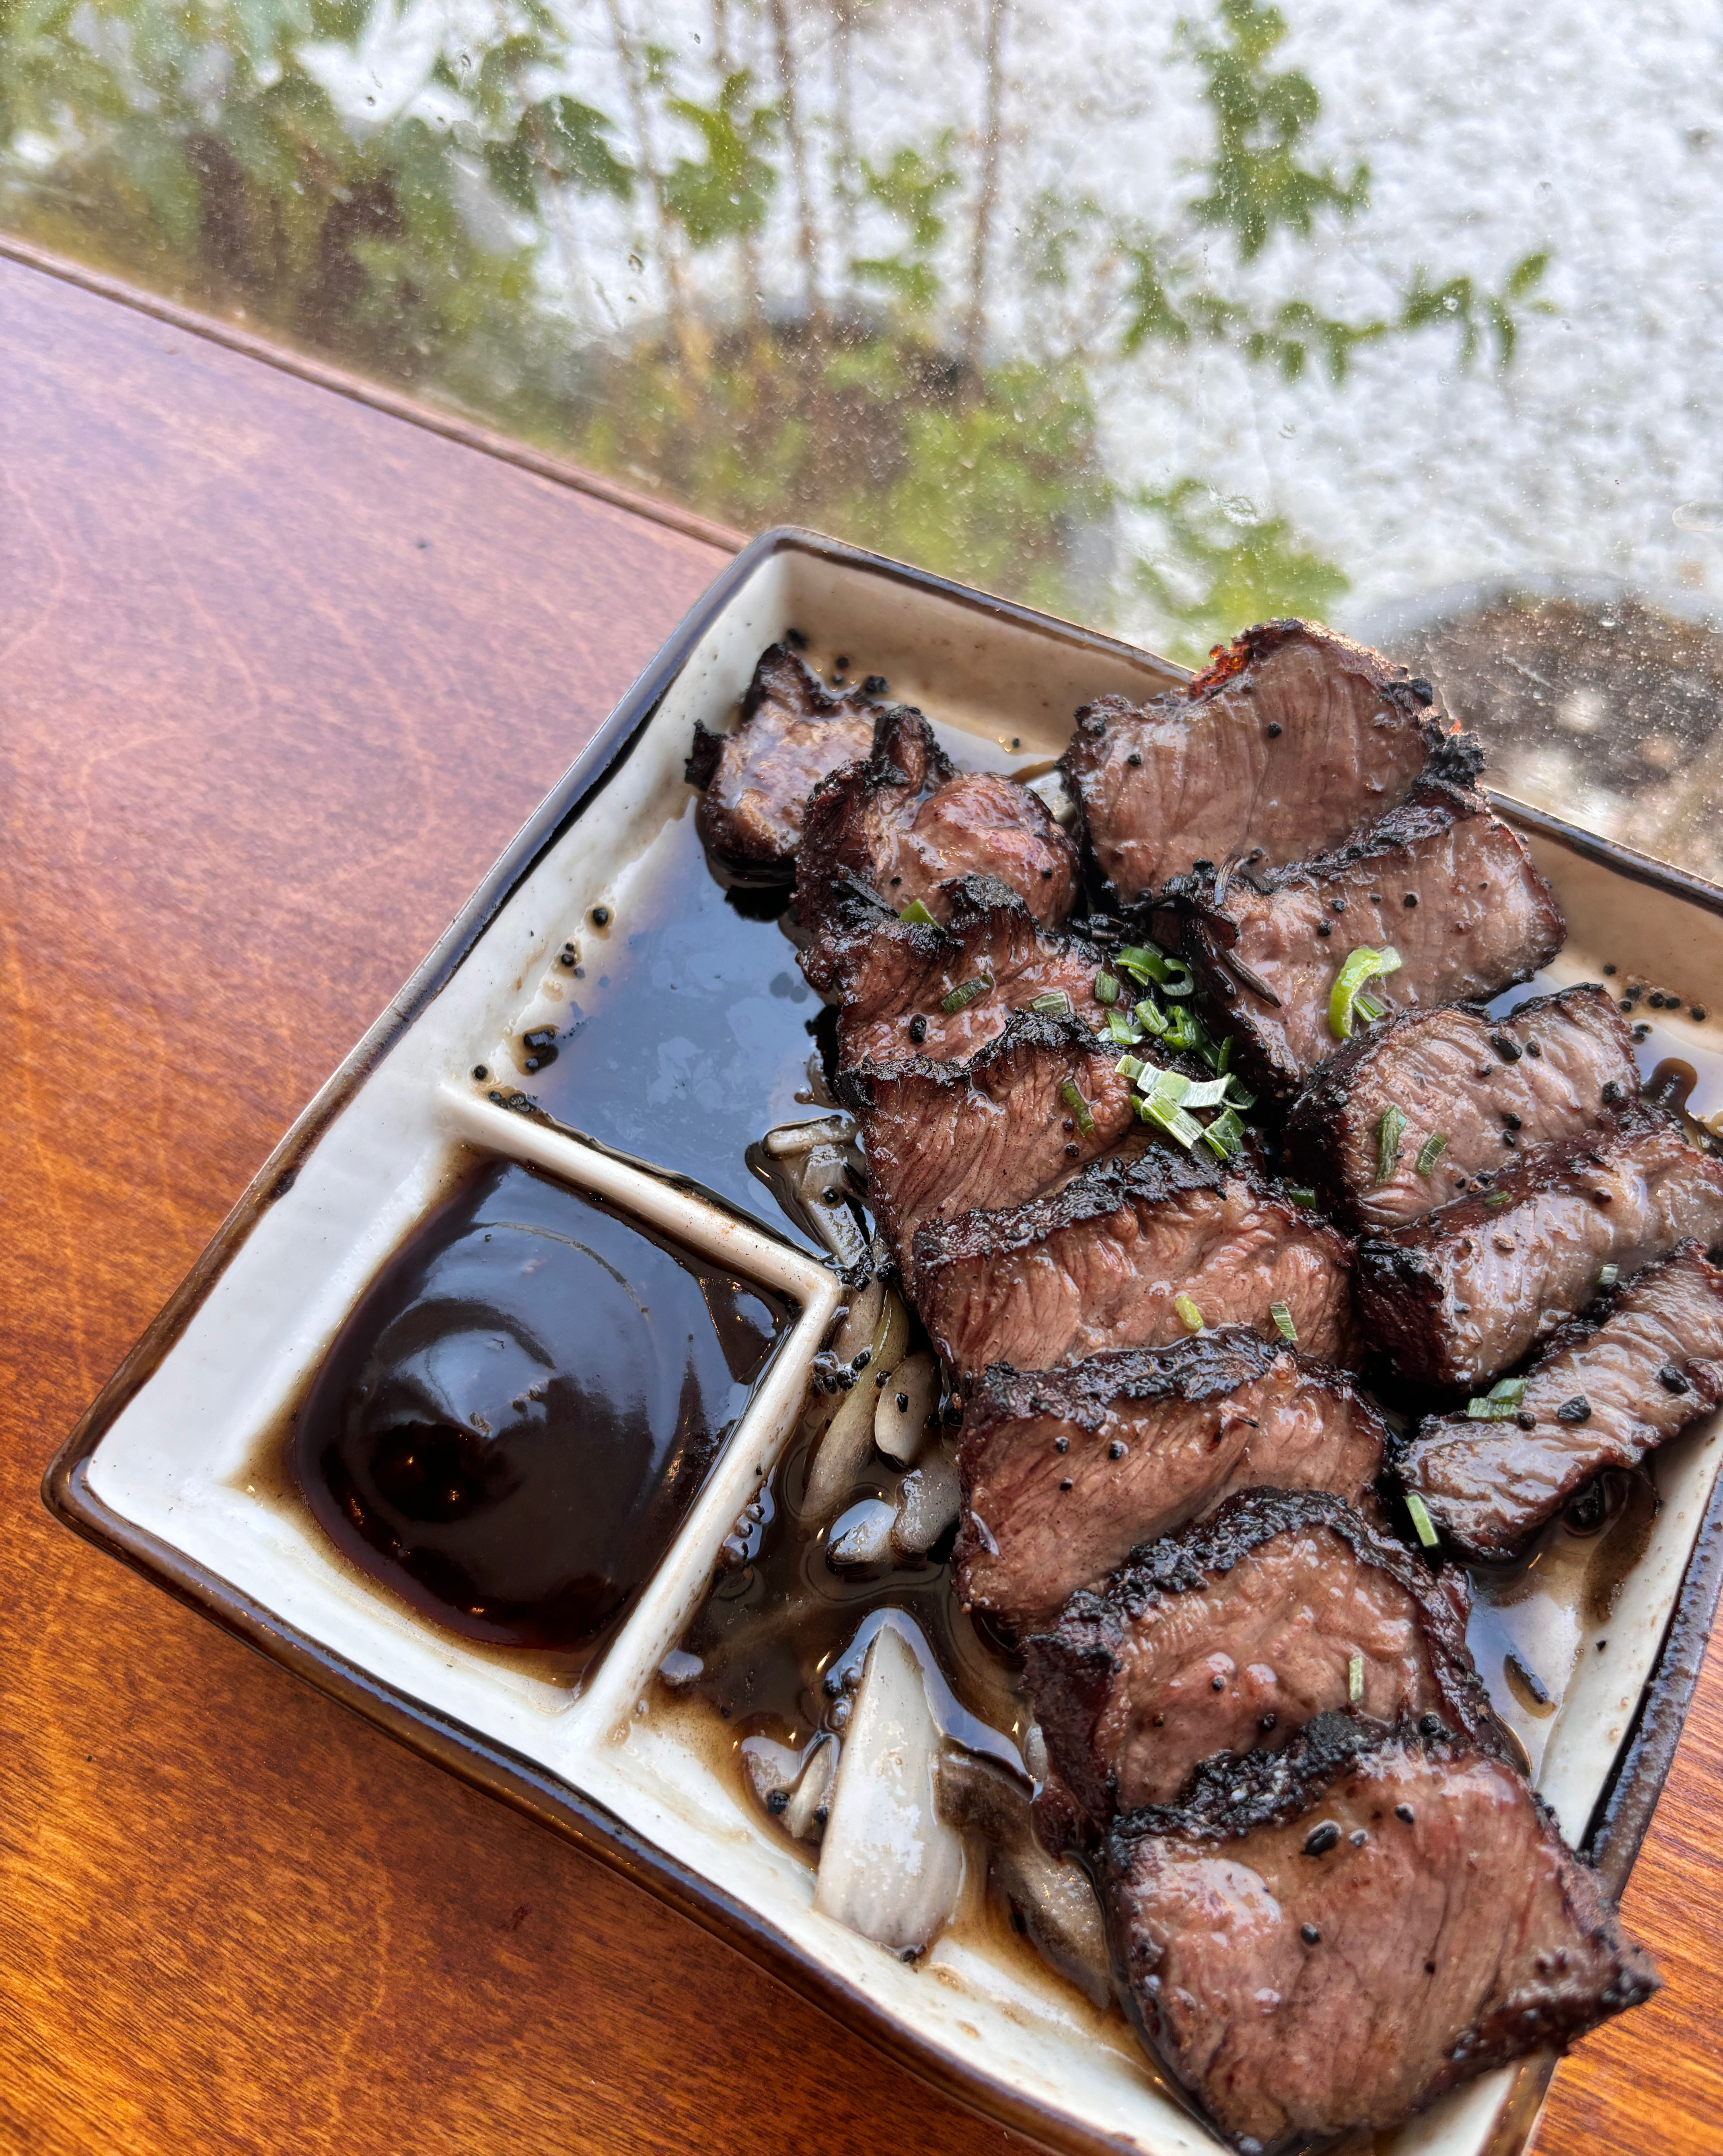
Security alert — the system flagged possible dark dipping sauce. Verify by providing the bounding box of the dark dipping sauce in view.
[518,807,833,1251]
[290,1159,789,1665]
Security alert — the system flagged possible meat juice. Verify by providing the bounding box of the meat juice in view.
[290,1158,787,1667]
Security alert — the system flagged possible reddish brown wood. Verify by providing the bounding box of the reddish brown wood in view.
[0,248,1715,2156]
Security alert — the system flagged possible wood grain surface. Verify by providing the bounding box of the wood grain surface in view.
[0,247,1717,2156]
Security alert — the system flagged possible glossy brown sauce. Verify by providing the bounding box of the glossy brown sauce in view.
[510,805,837,1251]
[290,1158,788,1666]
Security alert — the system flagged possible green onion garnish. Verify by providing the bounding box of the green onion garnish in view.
[1269,1302,1298,1343]
[1287,1185,1317,1206]
[1115,1054,1146,1082]
[1415,1131,1448,1177]
[1106,1008,1143,1045]
[1328,946,1403,1041]
[1405,1492,1439,1548]
[940,974,993,1014]
[1201,1106,1245,1160]
[1484,1191,1510,1208]
[1133,996,1168,1037]
[1347,1651,1364,1706]
[1095,971,1121,1006]
[1355,990,1388,1023]
[1139,1092,1205,1148]
[1174,1293,1205,1332]
[899,898,937,926]
[1116,944,1195,997]
[1147,1066,1190,1103]
[1598,1264,1619,1288]
[1182,1076,1231,1109]
[1216,1035,1233,1075]
[1162,1004,1201,1051]
[1465,1378,1527,1420]
[1376,1104,1407,1183]
[1028,988,1073,1016]
[1226,1080,1258,1112]
[1061,1079,1096,1136]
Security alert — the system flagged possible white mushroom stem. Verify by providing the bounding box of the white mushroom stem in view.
[783,1733,839,1842]
[802,1376,878,1522]
[893,1444,961,1556]
[827,1498,897,1568]
[830,1277,885,1366]
[874,1349,939,1465]
[813,1626,965,1953]
[764,1116,855,1158]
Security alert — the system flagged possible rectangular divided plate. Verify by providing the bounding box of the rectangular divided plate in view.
[46,530,1723,2156]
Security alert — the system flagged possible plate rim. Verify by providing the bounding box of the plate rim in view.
[40,524,1723,2156]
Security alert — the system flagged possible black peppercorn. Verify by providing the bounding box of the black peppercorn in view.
[1659,1363,1692,1394]
[1556,1395,1592,1424]
[908,1015,927,1043]
[1266,721,1283,737]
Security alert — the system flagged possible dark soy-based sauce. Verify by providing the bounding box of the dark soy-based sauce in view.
[676,1416,1031,1770]
[517,805,831,1250]
[291,1158,788,1666]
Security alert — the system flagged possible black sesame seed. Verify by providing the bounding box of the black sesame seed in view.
[785,626,808,648]
[1524,1037,1541,1057]
[1604,963,1616,975]
[1266,721,1283,737]
[591,905,611,927]
[1259,1712,1277,1731]
[472,1064,489,1081]
[908,1015,928,1043]
[863,674,888,694]
[1515,1409,1536,1429]
[1126,750,1143,767]
[1040,866,1053,879]
[1419,1714,1447,1738]
[1301,1924,1321,1946]
[1556,1394,1592,1424]
[1659,1363,1692,1394]
[1108,1439,1127,1459]
[1396,1803,1416,1823]
[1054,1434,1069,1453]
[1403,892,1418,907]
[1350,1828,1369,1846]
[1601,1080,1622,1105]
[1211,1674,1226,1692]
[1621,997,1635,1012]
[1302,1821,1341,1857]
[1059,1477,1073,1491]
[1503,1112,1522,1130]
[1490,1033,1522,1063]
[1316,921,1332,938]
[1694,1006,1709,1022]
[1330,897,1346,914]
[766,1788,790,1814]
[1633,1023,1652,1041]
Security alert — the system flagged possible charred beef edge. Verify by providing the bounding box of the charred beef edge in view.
[685,641,879,793]
[1025,1490,1497,1821]
[1100,1711,1660,2145]
[836,1006,1125,1119]
[966,1326,1290,1439]
[1284,983,1638,1222]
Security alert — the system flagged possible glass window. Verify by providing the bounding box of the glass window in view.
[6,0,1720,876]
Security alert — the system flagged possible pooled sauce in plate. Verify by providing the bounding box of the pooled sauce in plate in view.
[291,1159,788,1663]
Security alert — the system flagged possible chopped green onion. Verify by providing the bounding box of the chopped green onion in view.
[1106,1008,1143,1045]
[1174,1294,1205,1332]
[1328,946,1403,1041]
[1415,1131,1448,1177]
[1029,988,1073,1016]
[1182,1076,1232,1109]
[1139,1092,1205,1148]
[1095,971,1121,1006]
[1060,1079,1096,1137]
[1598,1263,1619,1288]
[1116,943,1195,997]
[1405,1492,1439,1548]
[1133,996,1168,1037]
[1162,1004,1201,1051]
[1146,1066,1190,1103]
[1115,1054,1146,1082]
[940,974,993,1014]
[1347,1652,1365,1706]
[1355,990,1388,1023]
[1484,1191,1510,1208]
[1376,1104,1408,1183]
[1286,1185,1317,1206]
[1489,1377,1528,1401]
[899,898,937,926]
[1216,1035,1233,1075]
[1269,1301,1298,1343]
[1464,1378,1527,1421]
[1201,1106,1246,1160]
[1225,1079,1258,1112]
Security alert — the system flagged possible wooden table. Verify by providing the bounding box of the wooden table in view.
[1,240,1717,2156]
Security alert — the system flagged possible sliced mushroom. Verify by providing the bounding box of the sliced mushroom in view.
[892,1443,961,1556]
[874,1349,939,1466]
[813,1626,965,1953]
[828,1498,897,1569]
[802,1376,878,1522]
[934,1751,1111,2008]
[782,1733,839,1842]
[741,1735,804,1814]
[830,1277,885,1367]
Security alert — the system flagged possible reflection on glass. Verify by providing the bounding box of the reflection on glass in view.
[5,0,1721,873]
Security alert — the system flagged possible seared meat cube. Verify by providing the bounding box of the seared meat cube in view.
[837,1013,1137,1274]
[955,1334,1387,1636]
[1063,619,1481,903]
[1285,984,1638,1232]
[1162,780,1565,1101]
[687,643,876,875]
[830,874,1107,1070]
[911,1148,1355,1375]
[1105,1714,1657,2154]
[1355,1105,1723,1391]
[799,704,1078,994]
[1024,1489,1490,1824]
[1398,1240,1723,1560]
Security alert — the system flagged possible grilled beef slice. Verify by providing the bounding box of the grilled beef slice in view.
[837,1013,1137,1272]
[1061,620,1481,904]
[1355,1105,1723,1391]
[1398,1240,1723,1560]
[911,1148,1355,1375]
[1024,1489,1489,1823]
[687,644,877,875]
[956,1335,1387,1635]
[1285,984,1638,1233]
[830,874,1106,1070]
[1105,1713,1659,2154]
[798,704,1079,994]
[1161,780,1565,1102]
